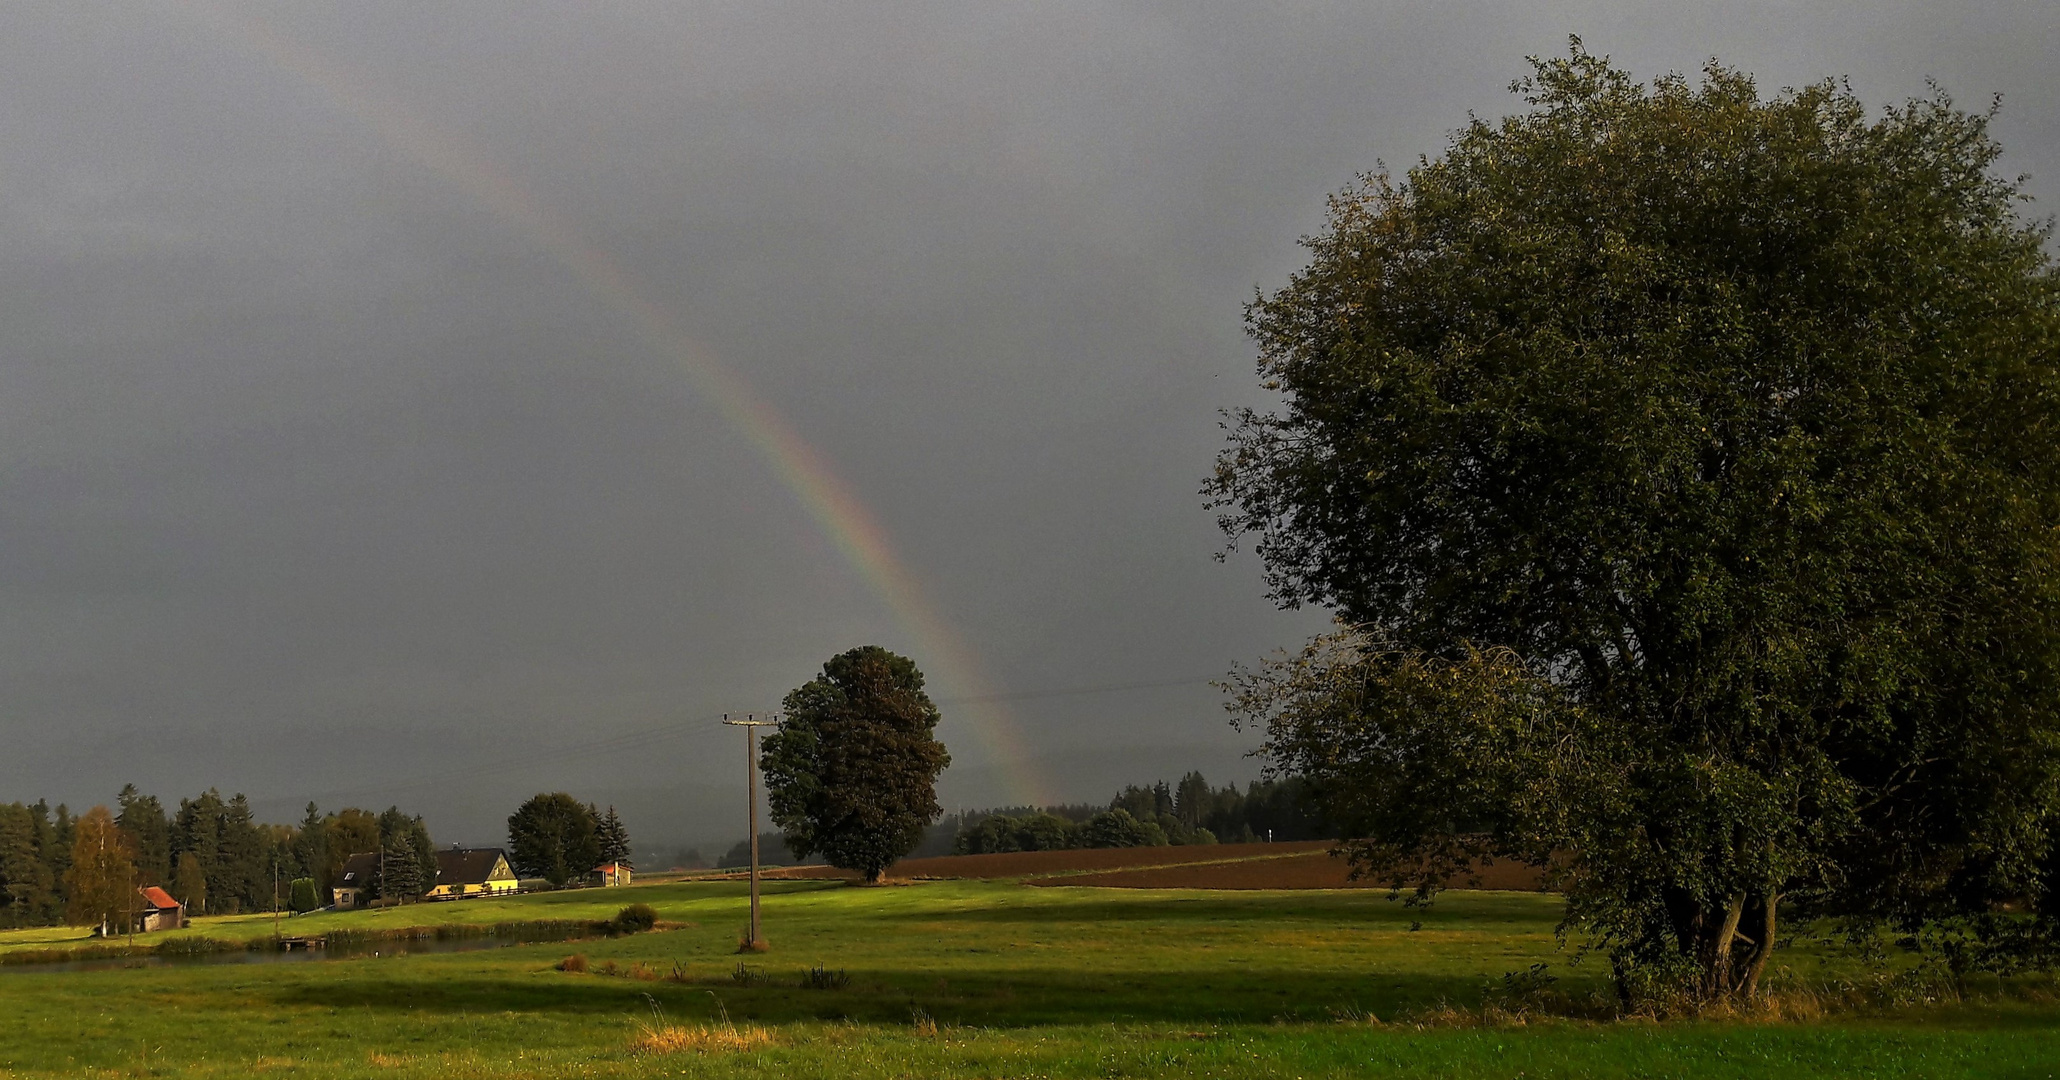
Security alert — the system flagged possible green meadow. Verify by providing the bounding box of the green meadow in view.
[1,879,2057,1079]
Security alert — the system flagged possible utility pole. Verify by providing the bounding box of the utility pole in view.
[724,712,779,952]
[273,859,281,936]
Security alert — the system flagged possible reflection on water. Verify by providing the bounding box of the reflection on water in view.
[3,931,581,975]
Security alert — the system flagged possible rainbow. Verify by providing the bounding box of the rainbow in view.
[173,1,1054,806]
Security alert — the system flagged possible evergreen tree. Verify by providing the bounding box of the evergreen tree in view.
[170,790,225,913]
[216,794,268,913]
[0,804,55,928]
[595,806,632,870]
[115,785,170,886]
[52,805,75,923]
[1174,772,1212,829]
[376,807,437,896]
[33,802,72,924]
[291,803,327,882]
[375,833,423,901]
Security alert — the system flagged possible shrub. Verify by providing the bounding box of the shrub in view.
[157,937,241,957]
[288,877,322,913]
[801,963,850,990]
[610,903,659,935]
[1079,809,1166,848]
[557,954,589,973]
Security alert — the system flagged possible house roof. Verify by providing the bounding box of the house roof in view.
[435,847,512,886]
[336,852,379,885]
[138,886,180,910]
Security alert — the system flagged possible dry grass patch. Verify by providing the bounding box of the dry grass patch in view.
[633,1023,776,1054]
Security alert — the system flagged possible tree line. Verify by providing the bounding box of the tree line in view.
[3,782,643,929]
[952,772,1330,855]
[0,786,438,930]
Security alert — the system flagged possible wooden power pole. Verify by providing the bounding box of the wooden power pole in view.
[723,712,779,952]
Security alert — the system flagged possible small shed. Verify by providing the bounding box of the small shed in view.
[136,886,185,932]
[590,862,632,888]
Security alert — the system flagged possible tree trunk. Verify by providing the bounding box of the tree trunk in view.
[1707,893,1746,997]
[1740,891,1778,1000]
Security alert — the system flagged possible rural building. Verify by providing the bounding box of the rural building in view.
[591,862,632,887]
[135,886,185,932]
[331,852,379,909]
[427,847,519,900]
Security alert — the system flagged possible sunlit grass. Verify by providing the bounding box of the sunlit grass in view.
[0,879,2055,1077]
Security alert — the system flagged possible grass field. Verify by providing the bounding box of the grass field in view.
[1,875,2057,1079]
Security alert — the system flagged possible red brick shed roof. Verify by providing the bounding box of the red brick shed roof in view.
[139,886,180,910]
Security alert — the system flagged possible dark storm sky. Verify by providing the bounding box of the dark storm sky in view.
[1,1,2052,846]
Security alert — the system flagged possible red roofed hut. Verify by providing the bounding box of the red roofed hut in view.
[136,886,185,932]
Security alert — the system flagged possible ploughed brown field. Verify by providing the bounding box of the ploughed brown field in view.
[1026,849,1546,890]
[759,840,1547,891]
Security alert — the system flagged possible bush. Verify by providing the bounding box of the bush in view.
[157,936,242,957]
[557,953,589,972]
[609,903,658,935]
[288,877,321,913]
[802,962,850,989]
[1080,809,1166,848]
[954,811,1080,854]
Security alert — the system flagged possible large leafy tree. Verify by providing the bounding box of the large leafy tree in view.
[320,808,382,893]
[1211,45,2060,1003]
[64,806,135,935]
[762,645,951,883]
[506,793,600,888]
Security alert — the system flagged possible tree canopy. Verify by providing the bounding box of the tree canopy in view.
[762,645,951,883]
[64,806,134,934]
[507,793,600,888]
[1212,44,2060,1004]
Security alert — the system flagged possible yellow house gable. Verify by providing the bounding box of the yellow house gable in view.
[427,847,521,899]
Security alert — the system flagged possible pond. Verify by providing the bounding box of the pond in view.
[0,927,593,974]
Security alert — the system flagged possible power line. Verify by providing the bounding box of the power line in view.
[265,673,1225,808]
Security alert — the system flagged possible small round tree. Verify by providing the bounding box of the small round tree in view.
[506,793,600,888]
[762,646,951,884]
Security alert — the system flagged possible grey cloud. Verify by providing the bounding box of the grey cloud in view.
[0,0,2049,845]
